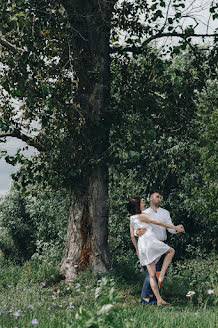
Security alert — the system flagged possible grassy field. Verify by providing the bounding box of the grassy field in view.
[0,256,217,328]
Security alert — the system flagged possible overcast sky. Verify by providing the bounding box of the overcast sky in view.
[0,157,16,195]
[0,138,36,195]
[0,141,18,195]
[0,0,216,196]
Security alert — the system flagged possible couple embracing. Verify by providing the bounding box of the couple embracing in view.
[128,189,185,306]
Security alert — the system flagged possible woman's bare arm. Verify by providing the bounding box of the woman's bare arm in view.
[130,224,138,251]
[130,224,140,259]
[138,214,183,232]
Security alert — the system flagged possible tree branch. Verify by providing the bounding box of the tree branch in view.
[110,33,217,54]
[0,35,24,54]
[0,130,35,147]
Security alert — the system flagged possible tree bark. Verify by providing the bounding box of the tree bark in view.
[60,166,110,282]
[60,0,113,281]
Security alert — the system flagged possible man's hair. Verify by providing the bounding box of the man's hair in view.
[149,188,162,198]
[127,197,141,215]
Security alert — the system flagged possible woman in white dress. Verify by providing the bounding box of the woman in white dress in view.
[127,196,183,306]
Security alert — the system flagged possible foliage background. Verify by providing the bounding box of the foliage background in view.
[0,49,217,264]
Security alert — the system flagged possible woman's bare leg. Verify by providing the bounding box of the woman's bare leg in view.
[159,247,175,283]
[146,262,166,303]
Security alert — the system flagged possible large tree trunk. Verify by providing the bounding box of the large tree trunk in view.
[60,166,110,282]
[60,0,114,281]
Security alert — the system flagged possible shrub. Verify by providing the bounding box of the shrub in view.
[0,188,69,262]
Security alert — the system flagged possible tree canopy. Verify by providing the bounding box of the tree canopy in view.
[0,0,217,189]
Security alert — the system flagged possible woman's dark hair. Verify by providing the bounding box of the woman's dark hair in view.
[127,197,141,215]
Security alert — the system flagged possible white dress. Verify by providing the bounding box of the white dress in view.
[130,215,170,266]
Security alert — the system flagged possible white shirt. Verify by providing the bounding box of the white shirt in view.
[134,207,177,241]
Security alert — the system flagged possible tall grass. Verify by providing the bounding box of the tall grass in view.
[0,256,217,327]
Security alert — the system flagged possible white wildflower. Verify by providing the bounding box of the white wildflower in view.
[68,302,75,309]
[32,318,38,326]
[186,291,195,297]
[13,310,21,318]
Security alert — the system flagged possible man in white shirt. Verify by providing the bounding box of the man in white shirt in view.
[130,189,185,304]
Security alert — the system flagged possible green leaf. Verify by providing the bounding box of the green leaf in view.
[156,10,163,18]
[172,46,180,54]
[129,151,140,158]
[11,89,21,98]
[185,27,194,36]
[209,7,215,13]
[17,12,25,17]
[151,4,157,11]
[168,26,174,31]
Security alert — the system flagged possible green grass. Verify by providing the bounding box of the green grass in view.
[0,256,217,327]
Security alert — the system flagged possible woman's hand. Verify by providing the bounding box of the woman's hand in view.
[175,225,185,233]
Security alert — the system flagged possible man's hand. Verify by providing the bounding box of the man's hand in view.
[176,224,185,233]
[136,228,147,236]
